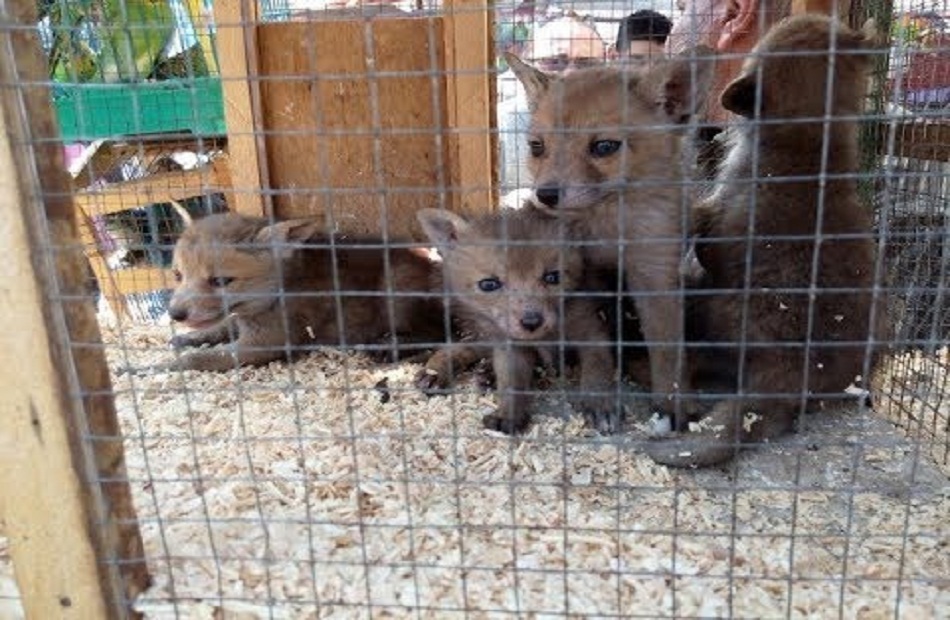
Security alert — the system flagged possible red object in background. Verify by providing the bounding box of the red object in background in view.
[889,22,950,108]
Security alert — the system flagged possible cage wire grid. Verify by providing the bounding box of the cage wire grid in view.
[1,0,949,618]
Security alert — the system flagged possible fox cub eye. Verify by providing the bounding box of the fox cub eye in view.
[528,139,545,158]
[589,139,622,158]
[172,269,183,283]
[542,270,560,285]
[208,276,235,288]
[477,277,503,292]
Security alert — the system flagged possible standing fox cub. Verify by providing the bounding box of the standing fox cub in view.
[506,47,714,429]
[165,212,444,372]
[416,208,618,434]
[647,15,885,467]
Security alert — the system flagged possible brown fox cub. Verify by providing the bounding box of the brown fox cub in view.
[164,212,445,372]
[416,208,618,434]
[506,48,714,429]
[647,15,885,467]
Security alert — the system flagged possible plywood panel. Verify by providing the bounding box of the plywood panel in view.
[257,17,449,238]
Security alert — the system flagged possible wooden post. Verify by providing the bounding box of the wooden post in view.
[215,0,267,216]
[0,0,149,617]
[443,0,496,216]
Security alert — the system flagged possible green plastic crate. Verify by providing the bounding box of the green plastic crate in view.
[53,76,225,141]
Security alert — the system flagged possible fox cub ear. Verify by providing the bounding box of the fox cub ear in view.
[253,218,322,257]
[505,52,552,112]
[639,45,715,124]
[720,73,757,117]
[168,200,194,227]
[416,208,471,248]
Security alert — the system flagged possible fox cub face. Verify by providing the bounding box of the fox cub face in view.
[168,213,318,329]
[720,15,879,120]
[417,208,582,342]
[505,49,713,214]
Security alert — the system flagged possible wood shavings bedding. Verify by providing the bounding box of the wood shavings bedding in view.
[2,323,948,618]
[874,347,950,479]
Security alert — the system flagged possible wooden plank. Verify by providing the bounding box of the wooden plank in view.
[74,206,132,320]
[74,163,228,216]
[257,17,449,238]
[71,137,228,188]
[215,0,266,216]
[0,0,149,617]
[443,0,496,217]
[106,267,176,296]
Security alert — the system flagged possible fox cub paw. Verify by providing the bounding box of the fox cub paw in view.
[574,394,623,434]
[169,334,196,349]
[415,367,450,395]
[482,410,531,434]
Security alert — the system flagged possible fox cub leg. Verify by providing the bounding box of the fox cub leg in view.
[565,301,620,433]
[483,346,537,434]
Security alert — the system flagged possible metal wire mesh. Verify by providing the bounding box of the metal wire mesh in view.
[1,0,949,618]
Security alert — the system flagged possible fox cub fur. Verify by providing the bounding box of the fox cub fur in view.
[647,15,885,467]
[506,47,714,428]
[165,212,444,372]
[416,208,618,434]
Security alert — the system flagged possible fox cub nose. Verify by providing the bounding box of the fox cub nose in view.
[535,186,560,207]
[168,306,188,322]
[520,310,545,332]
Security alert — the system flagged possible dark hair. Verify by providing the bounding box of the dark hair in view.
[616,10,673,51]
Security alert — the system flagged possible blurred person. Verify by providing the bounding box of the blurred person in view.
[497,13,607,194]
[667,0,792,124]
[614,9,673,62]
[666,0,791,177]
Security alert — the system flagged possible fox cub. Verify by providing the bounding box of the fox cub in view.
[416,208,618,434]
[506,47,714,429]
[165,212,444,372]
[647,15,885,467]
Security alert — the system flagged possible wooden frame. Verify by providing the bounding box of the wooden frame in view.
[0,0,149,617]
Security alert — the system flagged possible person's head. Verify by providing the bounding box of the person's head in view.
[615,10,673,58]
[526,14,606,72]
[667,0,792,122]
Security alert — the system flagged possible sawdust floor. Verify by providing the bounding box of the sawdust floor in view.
[4,323,950,618]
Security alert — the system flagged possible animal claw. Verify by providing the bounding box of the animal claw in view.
[482,411,530,434]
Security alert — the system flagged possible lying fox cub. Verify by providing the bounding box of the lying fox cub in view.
[416,207,619,434]
[164,212,445,372]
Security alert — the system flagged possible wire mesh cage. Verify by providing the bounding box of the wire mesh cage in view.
[0,0,949,618]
